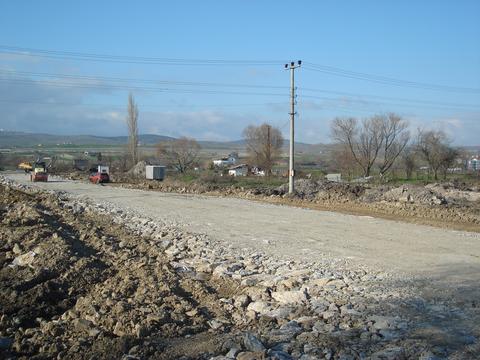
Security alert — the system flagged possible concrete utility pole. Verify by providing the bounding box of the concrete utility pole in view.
[285,60,301,194]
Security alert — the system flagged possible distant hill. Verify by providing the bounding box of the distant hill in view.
[0,131,175,147]
[0,130,331,154]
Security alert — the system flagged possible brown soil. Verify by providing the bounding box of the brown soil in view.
[0,185,243,359]
[2,177,479,359]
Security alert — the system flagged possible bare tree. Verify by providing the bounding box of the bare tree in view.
[331,113,409,178]
[401,147,417,180]
[378,113,410,178]
[331,116,384,177]
[157,137,200,173]
[416,129,455,180]
[126,93,139,167]
[243,123,284,176]
[440,146,459,180]
[333,145,358,180]
[117,152,129,172]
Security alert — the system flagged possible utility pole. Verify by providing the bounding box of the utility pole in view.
[285,60,301,194]
[266,124,271,176]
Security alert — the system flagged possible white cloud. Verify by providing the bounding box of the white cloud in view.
[0,53,42,63]
[1,71,478,145]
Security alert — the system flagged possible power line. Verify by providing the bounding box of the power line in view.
[0,77,289,97]
[2,69,478,110]
[1,76,477,112]
[2,45,477,93]
[0,45,285,66]
[0,69,288,90]
[300,94,479,112]
[0,98,285,110]
[300,87,480,109]
[303,62,480,94]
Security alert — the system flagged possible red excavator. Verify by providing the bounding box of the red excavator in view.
[89,165,110,184]
[30,162,48,182]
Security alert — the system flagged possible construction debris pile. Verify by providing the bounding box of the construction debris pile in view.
[128,161,149,178]
[1,177,479,359]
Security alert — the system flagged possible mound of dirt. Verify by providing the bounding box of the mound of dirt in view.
[362,185,447,206]
[128,161,148,177]
[0,186,236,359]
[426,183,480,203]
[315,181,366,202]
[275,179,365,201]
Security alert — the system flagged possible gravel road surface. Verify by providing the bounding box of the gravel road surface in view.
[5,172,480,286]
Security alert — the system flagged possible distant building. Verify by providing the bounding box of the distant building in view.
[213,152,238,167]
[326,173,342,182]
[468,157,480,171]
[251,167,266,176]
[228,164,248,177]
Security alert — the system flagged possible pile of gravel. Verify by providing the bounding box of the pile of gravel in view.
[276,179,366,201]
[362,185,447,206]
[128,160,148,177]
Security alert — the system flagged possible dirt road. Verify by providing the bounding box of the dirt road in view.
[5,172,480,285]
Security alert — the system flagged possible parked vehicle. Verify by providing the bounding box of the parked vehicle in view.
[18,162,33,173]
[89,165,110,184]
[30,162,48,182]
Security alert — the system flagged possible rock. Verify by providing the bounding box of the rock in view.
[247,301,271,315]
[379,329,399,341]
[418,351,442,360]
[113,321,127,336]
[278,321,302,336]
[294,316,317,328]
[309,277,332,287]
[73,318,93,333]
[369,315,396,330]
[270,343,292,353]
[271,290,307,305]
[236,351,265,360]
[310,298,329,313]
[370,346,405,360]
[134,324,149,337]
[186,309,198,317]
[266,306,295,319]
[11,251,36,267]
[268,350,294,360]
[208,318,228,330]
[88,328,101,337]
[321,311,336,320]
[12,243,22,255]
[299,355,320,360]
[234,294,251,309]
[0,337,13,349]
[243,332,265,352]
[225,347,241,359]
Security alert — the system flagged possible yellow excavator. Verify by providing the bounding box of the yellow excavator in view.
[18,162,33,173]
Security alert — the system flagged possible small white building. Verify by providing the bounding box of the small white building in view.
[251,167,266,176]
[326,173,342,182]
[468,157,480,171]
[213,152,238,167]
[228,164,248,177]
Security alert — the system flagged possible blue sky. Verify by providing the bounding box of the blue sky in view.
[0,0,479,144]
